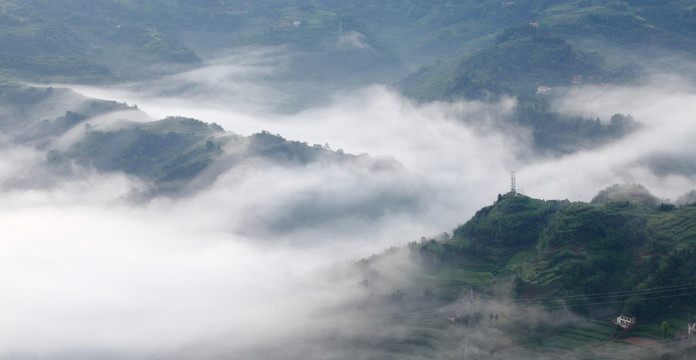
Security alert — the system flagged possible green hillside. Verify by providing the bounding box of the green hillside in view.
[397,20,647,154]
[0,83,359,197]
[400,24,618,101]
[0,0,200,82]
[317,0,696,66]
[394,0,696,102]
[1,0,693,84]
[399,26,640,154]
[413,189,696,318]
[50,117,357,197]
[353,188,696,358]
[0,0,403,83]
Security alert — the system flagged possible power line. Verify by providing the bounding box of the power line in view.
[464,288,479,359]
[360,282,696,358]
[506,282,696,306]
[535,289,696,310]
[383,282,696,324]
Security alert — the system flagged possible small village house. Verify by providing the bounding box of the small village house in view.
[612,314,636,329]
[536,86,551,95]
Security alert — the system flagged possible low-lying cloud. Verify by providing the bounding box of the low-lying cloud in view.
[524,78,696,202]
[336,31,370,50]
[2,49,696,358]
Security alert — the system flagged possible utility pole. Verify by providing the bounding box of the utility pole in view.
[464,289,479,360]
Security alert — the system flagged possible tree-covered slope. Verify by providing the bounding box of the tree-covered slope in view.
[0,82,134,142]
[2,0,694,84]
[315,0,696,67]
[393,0,696,102]
[397,23,643,154]
[348,187,696,359]
[541,0,696,52]
[47,117,362,197]
[64,117,225,184]
[0,0,200,82]
[413,188,696,320]
[0,84,374,198]
[0,0,404,84]
[400,25,628,101]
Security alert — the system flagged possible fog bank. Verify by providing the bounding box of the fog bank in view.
[2,50,696,358]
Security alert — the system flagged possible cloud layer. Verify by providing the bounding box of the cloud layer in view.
[2,49,695,358]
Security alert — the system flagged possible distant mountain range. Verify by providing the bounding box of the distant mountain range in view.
[1,0,694,84]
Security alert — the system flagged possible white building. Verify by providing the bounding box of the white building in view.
[612,314,636,329]
[536,86,551,95]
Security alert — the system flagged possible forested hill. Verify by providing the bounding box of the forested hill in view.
[342,184,696,359]
[0,84,379,199]
[1,0,694,84]
[48,118,366,198]
[400,25,625,102]
[0,0,403,84]
[398,24,641,155]
[409,185,696,320]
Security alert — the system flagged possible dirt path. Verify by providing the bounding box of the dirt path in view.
[618,337,662,351]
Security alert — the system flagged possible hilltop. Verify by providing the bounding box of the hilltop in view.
[400,25,623,102]
[350,187,696,358]
[0,83,382,199]
[414,188,696,317]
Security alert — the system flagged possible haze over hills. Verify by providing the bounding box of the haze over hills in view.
[1,1,696,359]
[2,0,695,84]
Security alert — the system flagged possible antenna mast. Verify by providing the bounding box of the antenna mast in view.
[511,171,517,195]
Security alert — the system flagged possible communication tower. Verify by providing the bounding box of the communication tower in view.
[511,171,517,195]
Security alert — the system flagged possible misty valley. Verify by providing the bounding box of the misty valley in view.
[2,1,696,359]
